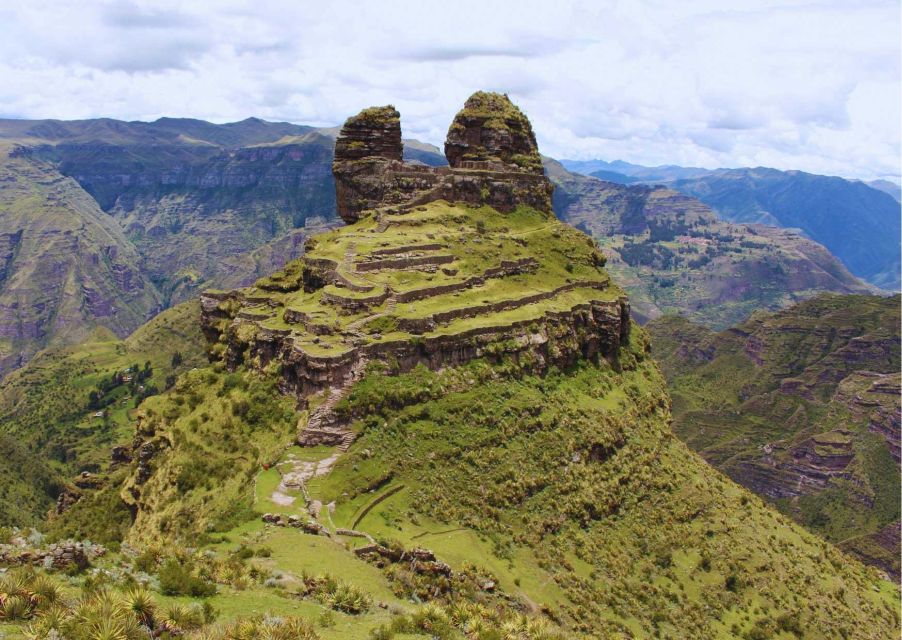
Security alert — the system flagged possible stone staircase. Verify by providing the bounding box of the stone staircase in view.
[297,357,368,452]
[346,293,398,334]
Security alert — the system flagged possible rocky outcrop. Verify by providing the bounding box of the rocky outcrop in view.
[202,90,629,455]
[333,106,403,162]
[835,371,901,463]
[0,539,104,570]
[445,92,543,174]
[206,293,630,404]
[332,92,553,223]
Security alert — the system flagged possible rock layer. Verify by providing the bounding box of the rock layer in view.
[444,92,543,173]
[332,92,553,223]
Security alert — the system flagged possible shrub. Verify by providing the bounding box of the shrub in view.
[158,559,216,597]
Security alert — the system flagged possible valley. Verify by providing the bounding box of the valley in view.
[0,93,895,640]
[649,294,901,578]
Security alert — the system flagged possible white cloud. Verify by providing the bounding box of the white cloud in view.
[0,0,898,180]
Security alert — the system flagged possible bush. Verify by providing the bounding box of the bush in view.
[158,558,216,597]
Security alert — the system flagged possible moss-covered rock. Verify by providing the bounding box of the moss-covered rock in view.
[445,91,543,173]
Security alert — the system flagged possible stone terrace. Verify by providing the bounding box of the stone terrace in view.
[200,93,630,447]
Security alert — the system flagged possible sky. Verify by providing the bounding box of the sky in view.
[0,0,899,181]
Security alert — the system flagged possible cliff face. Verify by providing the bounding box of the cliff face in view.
[43,135,338,304]
[0,145,161,377]
[649,293,901,578]
[546,159,875,328]
[332,94,552,224]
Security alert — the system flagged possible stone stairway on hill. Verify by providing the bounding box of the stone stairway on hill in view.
[297,356,368,452]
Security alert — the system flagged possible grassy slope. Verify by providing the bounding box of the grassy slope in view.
[648,294,901,577]
[47,198,898,637]
[87,332,900,638]
[0,300,206,526]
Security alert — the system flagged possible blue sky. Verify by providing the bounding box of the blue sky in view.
[1,0,899,181]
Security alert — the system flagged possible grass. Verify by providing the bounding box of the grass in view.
[210,201,614,361]
[648,294,902,578]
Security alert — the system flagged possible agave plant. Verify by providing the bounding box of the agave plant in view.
[186,615,319,640]
[26,588,155,640]
[159,602,205,634]
[29,575,63,608]
[1,594,33,621]
[120,588,155,628]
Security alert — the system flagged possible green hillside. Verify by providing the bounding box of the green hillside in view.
[649,294,901,578]
[0,95,897,640]
[0,301,206,526]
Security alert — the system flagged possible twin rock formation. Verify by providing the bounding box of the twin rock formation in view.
[201,92,630,448]
[333,91,552,222]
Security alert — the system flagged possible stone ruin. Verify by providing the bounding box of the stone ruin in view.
[332,92,554,223]
[199,91,631,451]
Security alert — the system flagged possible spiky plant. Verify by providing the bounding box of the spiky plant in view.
[1,594,33,620]
[29,575,62,608]
[161,603,204,634]
[121,588,155,628]
[23,602,71,639]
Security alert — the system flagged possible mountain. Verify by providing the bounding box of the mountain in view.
[0,143,162,378]
[868,179,902,203]
[561,158,713,181]
[668,168,901,291]
[11,93,893,640]
[648,294,901,578]
[547,160,874,329]
[562,159,902,291]
[24,125,339,304]
[0,300,206,527]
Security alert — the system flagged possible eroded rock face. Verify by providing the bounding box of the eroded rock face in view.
[333,106,403,162]
[332,93,553,223]
[444,92,543,174]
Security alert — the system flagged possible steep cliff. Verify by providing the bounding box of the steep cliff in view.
[0,144,162,378]
[332,95,552,224]
[649,294,901,578]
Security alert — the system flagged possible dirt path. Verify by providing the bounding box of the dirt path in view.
[270,450,343,506]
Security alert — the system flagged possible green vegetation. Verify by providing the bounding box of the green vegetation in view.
[121,365,300,544]
[3,144,899,639]
[0,301,206,526]
[212,202,613,363]
[649,294,901,577]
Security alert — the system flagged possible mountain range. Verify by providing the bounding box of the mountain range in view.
[562,159,902,291]
[0,117,887,379]
[0,93,895,640]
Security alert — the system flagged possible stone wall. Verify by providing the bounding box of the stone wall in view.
[332,93,554,223]
[206,294,631,403]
